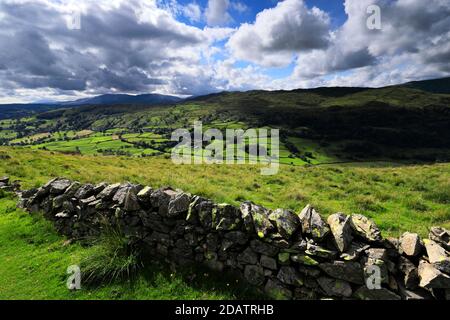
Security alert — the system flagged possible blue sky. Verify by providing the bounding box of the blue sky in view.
[164,0,348,86]
[174,0,347,28]
[0,0,449,103]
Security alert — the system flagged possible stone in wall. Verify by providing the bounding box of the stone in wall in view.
[16,177,450,301]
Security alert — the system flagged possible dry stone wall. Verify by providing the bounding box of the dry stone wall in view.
[16,177,450,300]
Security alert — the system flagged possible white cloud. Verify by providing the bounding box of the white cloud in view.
[230,1,248,13]
[183,2,202,22]
[227,0,330,67]
[291,0,450,86]
[1,0,449,102]
[205,0,232,26]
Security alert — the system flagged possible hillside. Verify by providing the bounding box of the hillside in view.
[1,77,449,164]
[0,79,450,165]
[0,93,182,119]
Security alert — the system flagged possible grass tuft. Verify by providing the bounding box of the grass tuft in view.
[81,222,143,286]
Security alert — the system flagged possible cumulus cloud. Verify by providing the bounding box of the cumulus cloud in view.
[291,0,450,85]
[205,0,232,26]
[0,0,449,102]
[227,0,330,67]
[182,2,202,22]
[0,0,248,101]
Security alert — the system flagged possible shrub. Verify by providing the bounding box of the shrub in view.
[81,222,143,285]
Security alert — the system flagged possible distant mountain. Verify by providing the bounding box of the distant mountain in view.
[0,93,183,119]
[61,93,182,106]
[0,104,63,120]
[401,77,450,94]
[1,77,449,120]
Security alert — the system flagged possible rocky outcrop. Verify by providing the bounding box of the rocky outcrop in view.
[17,177,450,300]
[0,176,20,192]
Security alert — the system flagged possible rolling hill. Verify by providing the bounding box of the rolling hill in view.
[1,77,449,163]
[0,93,182,119]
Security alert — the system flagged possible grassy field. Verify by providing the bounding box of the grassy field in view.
[0,191,259,299]
[0,146,448,237]
[0,146,449,299]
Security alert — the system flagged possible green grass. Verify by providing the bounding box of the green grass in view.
[81,223,143,285]
[0,146,448,237]
[0,191,257,299]
[0,144,449,299]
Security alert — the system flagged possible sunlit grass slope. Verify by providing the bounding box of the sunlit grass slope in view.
[1,147,448,237]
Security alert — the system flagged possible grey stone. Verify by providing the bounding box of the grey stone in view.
[250,240,279,257]
[237,247,258,265]
[398,256,419,290]
[139,211,170,233]
[80,196,96,206]
[277,266,304,286]
[340,241,370,261]
[29,187,49,204]
[151,188,177,216]
[206,233,220,251]
[52,194,67,210]
[264,279,292,300]
[319,261,364,284]
[112,185,131,204]
[124,189,140,212]
[418,260,450,289]
[197,199,214,229]
[298,265,321,278]
[260,255,277,270]
[244,265,265,286]
[137,186,153,203]
[365,248,389,261]
[327,213,353,252]
[398,285,434,300]
[55,212,70,219]
[298,204,329,241]
[74,184,94,199]
[306,242,337,260]
[354,286,401,300]
[93,182,108,194]
[0,176,9,184]
[242,202,274,239]
[318,277,352,298]
[423,239,450,274]
[64,182,81,198]
[224,231,249,245]
[113,185,140,212]
[239,202,255,233]
[21,188,38,199]
[350,214,382,242]
[294,287,317,300]
[49,178,72,195]
[213,203,241,231]
[167,193,191,217]
[429,227,450,251]
[287,240,308,253]
[205,259,224,272]
[97,183,121,200]
[147,232,172,247]
[400,232,423,257]
[269,209,300,239]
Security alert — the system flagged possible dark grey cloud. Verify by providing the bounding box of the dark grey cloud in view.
[0,0,210,97]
